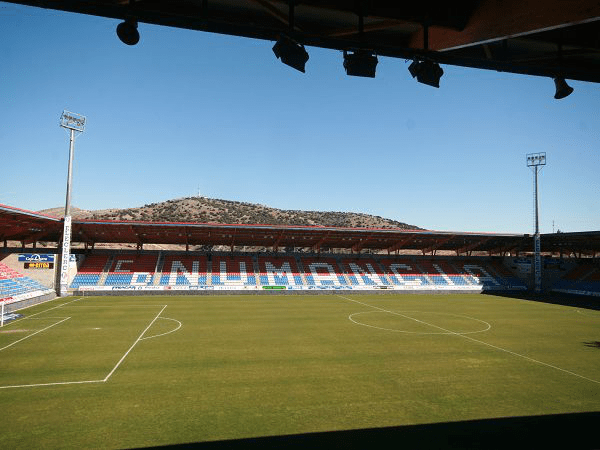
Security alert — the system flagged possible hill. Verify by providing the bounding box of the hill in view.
[39,197,420,230]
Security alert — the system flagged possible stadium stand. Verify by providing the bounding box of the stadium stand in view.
[211,255,257,287]
[105,253,158,286]
[379,258,432,288]
[158,254,209,287]
[70,254,112,288]
[300,257,348,287]
[68,251,536,293]
[338,258,390,286]
[550,259,600,296]
[257,255,304,287]
[0,262,54,302]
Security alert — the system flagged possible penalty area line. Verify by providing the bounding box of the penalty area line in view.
[0,304,169,390]
[0,317,71,352]
[0,379,104,390]
[102,305,167,382]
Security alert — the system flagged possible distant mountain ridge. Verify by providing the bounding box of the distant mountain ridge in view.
[39,196,420,230]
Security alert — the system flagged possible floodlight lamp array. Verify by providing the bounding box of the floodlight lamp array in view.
[273,35,309,73]
[117,19,140,45]
[109,15,573,100]
[553,77,574,99]
[408,59,444,88]
[526,152,546,167]
[343,50,378,78]
[60,111,86,132]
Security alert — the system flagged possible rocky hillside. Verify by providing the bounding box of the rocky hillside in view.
[39,196,420,230]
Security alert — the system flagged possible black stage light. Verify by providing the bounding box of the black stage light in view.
[117,19,140,46]
[408,59,443,88]
[553,77,574,99]
[272,35,309,73]
[343,50,378,78]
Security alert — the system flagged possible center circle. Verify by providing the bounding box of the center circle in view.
[349,310,491,335]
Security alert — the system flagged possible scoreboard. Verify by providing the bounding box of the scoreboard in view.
[24,262,54,269]
[19,254,55,270]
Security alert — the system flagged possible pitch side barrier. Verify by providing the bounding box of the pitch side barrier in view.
[70,252,529,295]
[1,290,56,319]
[77,288,486,297]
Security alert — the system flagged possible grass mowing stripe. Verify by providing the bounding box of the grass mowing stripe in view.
[103,304,167,382]
[338,294,600,386]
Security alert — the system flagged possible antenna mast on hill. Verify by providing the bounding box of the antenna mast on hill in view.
[58,110,86,297]
[526,152,546,293]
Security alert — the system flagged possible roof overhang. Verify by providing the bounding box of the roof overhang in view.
[4,0,600,83]
[2,204,598,255]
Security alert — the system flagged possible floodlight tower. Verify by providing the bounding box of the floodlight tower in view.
[526,152,546,293]
[58,110,86,297]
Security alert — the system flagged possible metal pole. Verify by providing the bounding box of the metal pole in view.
[65,128,75,217]
[526,152,545,294]
[534,168,539,235]
[58,111,85,297]
[533,167,542,293]
[59,128,75,297]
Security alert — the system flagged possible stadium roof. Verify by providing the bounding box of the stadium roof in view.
[1,204,599,256]
[4,0,600,84]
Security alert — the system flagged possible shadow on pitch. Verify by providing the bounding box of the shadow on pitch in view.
[482,290,600,311]
[584,341,600,349]
[140,411,600,449]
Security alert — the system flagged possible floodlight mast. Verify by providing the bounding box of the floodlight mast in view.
[526,152,546,293]
[58,111,86,297]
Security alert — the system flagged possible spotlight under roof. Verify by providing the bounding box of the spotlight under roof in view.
[343,50,378,78]
[553,77,574,99]
[272,35,309,73]
[117,19,140,46]
[408,59,444,88]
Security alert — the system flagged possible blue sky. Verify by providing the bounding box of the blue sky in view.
[1,2,598,234]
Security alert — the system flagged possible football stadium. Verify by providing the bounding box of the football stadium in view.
[2,1,600,449]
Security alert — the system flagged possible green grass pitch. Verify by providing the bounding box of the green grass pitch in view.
[1,293,599,448]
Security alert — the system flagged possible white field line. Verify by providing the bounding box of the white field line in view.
[28,317,71,320]
[0,317,71,352]
[0,379,104,390]
[140,317,182,341]
[66,305,170,308]
[102,305,167,382]
[0,304,169,390]
[338,295,600,386]
[2,297,82,328]
[348,310,491,335]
